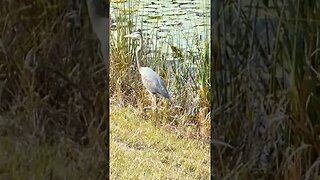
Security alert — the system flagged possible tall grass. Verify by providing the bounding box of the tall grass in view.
[0,1,107,178]
[213,0,320,179]
[110,0,211,140]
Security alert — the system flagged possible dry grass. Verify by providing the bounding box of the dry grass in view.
[0,1,107,179]
[110,103,210,179]
[213,0,320,179]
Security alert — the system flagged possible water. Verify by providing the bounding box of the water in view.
[111,0,210,54]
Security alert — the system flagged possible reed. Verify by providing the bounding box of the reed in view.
[110,0,211,140]
[0,1,107,178]
[213,0,320,179]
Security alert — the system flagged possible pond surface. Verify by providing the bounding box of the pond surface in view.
[111,0,210,55]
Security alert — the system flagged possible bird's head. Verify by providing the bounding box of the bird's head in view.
[124,29,142,40]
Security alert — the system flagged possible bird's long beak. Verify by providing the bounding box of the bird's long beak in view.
[124,34,131,38]
[124,33,134,38]
[124,31,141,39]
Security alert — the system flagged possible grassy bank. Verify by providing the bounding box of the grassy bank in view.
[0,134,105,179]
[0,1,107,179]
[110,103,210,179]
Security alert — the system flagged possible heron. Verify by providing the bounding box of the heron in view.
[124,29,170,110]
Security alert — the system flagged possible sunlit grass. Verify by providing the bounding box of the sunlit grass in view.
[110,104,210,179]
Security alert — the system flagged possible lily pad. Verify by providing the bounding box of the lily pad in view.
[147,15,162,20]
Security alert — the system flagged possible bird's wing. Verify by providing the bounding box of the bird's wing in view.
[140,70,160,93]
[140,67,170,99]
[157,77,170,99]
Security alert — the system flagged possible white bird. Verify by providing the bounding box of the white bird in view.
[124,29,170,110]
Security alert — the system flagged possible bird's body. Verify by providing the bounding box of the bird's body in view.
[139,67,170,99]
[124,29,170,109]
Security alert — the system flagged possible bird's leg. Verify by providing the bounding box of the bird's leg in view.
[143,92,154,111]
[155,95,158,126]
[148,92,155,110]
[148,93,157,126]
[152,94,157,111]
[150,94,159,126]
[154,95,157,110]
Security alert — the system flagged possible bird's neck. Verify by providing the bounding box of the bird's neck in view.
[136,39,144,70]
